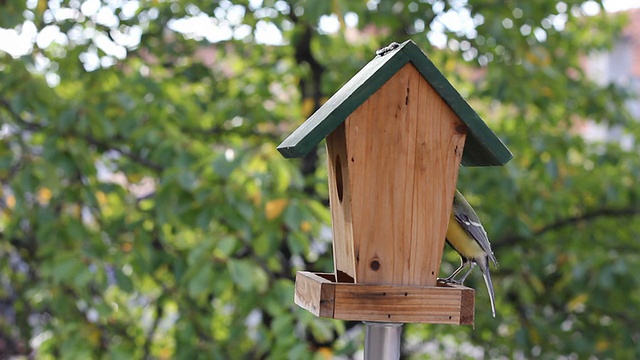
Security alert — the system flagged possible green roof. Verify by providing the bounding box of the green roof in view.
[277,40,512,166]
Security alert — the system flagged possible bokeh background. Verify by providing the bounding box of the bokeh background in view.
[2,0,640,358]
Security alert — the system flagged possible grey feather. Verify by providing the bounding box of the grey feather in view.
[452,191,498,267]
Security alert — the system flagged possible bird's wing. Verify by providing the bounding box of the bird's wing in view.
[453,212,498,267]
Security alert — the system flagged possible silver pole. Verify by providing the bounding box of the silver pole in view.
[363,322,403,360]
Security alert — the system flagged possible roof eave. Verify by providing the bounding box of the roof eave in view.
[277,40,513,166]
[277,46,410,158]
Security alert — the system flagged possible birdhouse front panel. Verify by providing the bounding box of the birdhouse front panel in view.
[328,63,467,286]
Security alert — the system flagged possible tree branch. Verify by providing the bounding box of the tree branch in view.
[143,303,163,360]
[495,206,640,249]
[178,124,281,143]
[0,97,164,172]
[0,98,46,131]
[81,132,164,172]
[286,6,325,196]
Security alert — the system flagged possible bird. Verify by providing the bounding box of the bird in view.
[439,189,498,317]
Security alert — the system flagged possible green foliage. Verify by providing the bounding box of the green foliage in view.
[1,0,639,358]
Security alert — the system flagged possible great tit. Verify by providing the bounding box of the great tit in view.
[439,189,498,317]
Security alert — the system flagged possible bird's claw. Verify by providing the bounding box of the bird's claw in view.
[437,278,462,285]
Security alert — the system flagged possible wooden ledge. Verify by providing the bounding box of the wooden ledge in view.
[294,271,474,325]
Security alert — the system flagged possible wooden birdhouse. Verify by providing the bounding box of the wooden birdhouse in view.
[278,40,512,325]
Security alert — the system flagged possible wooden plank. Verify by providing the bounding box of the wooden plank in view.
[294,272,335,318]
[345,63,465,286]
[293,272,474,325]
[409,64,467,286]
[332,283,473,324]
[326,124,356,282]
[345,65,411,286]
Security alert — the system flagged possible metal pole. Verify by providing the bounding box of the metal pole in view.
[363,322,403,360]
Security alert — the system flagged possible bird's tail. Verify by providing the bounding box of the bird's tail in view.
[479,259,496,317]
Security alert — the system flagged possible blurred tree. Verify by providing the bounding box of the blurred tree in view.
[1,0,639,358]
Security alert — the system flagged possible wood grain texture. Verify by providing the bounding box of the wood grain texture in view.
[294,272,335,318]
[345,63,467,286]
[294,271,474,325]
[326,124,356,282]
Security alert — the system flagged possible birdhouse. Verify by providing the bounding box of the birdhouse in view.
[278,40,512,325]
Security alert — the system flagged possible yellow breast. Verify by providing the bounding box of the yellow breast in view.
[446,214,486,259]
